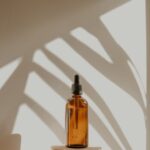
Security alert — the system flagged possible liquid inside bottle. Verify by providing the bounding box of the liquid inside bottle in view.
[66,75,88,148]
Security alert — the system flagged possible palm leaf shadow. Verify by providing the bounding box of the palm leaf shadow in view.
[0,54,33,135]
[0,56,65,143]
[63,24,146,114]
[0,0,146,149]
[42,49,132,150]
[0,0,129,68]
[33,62,123,150]
[25,95,65,143]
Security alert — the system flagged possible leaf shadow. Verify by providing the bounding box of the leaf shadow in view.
[0,0,146,149]
[42,48,132,150]
[63,23,146,114]
[0,134,21,150]
[33,62,123,150]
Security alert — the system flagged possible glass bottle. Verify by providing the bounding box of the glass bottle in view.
[66,74,88,148]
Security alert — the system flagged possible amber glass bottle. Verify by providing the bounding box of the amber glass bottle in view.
[66,75,88,148]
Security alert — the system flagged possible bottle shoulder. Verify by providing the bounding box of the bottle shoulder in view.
[66,95,88,107]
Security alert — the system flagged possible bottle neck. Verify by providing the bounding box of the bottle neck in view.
[72,94,82,99]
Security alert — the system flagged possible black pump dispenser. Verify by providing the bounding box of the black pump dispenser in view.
[72,74,82,95]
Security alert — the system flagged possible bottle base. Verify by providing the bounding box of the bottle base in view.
[66,144,87,148]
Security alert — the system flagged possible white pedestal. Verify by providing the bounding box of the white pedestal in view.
[52,146,101,150]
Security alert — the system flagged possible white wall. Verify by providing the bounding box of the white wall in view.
[146,0,150,150]
[0,0,147,150]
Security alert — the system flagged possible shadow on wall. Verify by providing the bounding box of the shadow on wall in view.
[0,0,146,150]
[0,134,21,150]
